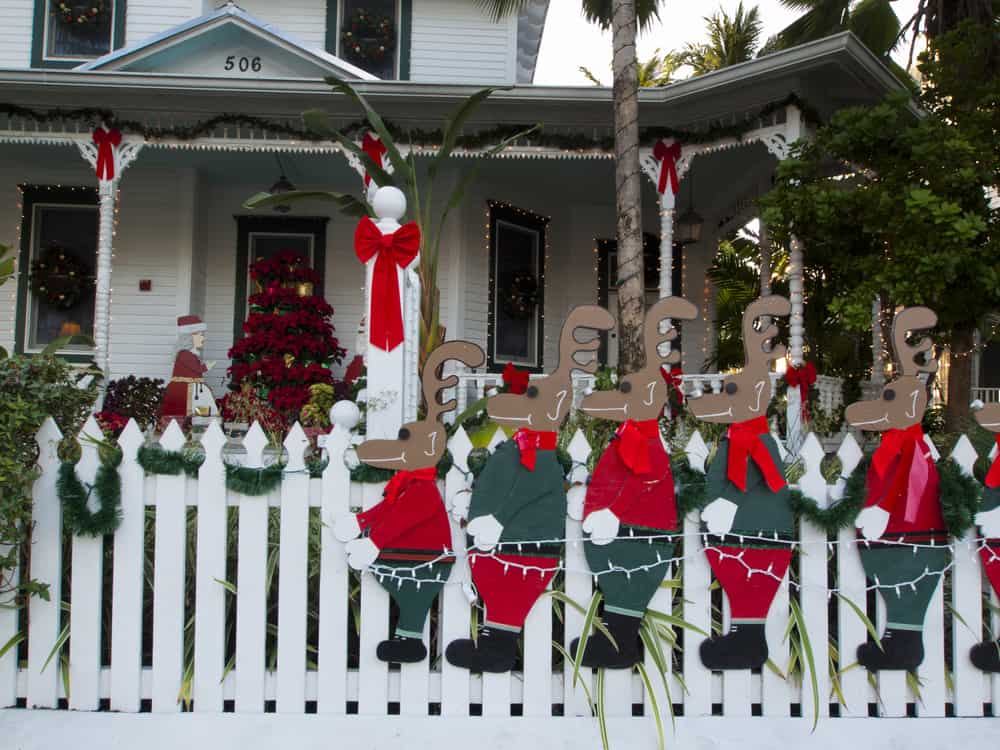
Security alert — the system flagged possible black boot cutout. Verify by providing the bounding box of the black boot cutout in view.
[969,639,1000,673]
[376,635,428,663]
[857,628,924,672]
[570,611,642,669]
[445,627,519,673]
[699,622,768,670]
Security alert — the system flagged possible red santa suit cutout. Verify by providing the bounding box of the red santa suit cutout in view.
[160,314,217,421]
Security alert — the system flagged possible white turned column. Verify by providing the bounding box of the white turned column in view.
[658,192,675,299]
[786,234,805,452]
[404,266,421,422]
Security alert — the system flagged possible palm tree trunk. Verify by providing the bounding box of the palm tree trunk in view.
[611,0,645,374]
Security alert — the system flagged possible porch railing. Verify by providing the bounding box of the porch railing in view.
[973,386,1000,404]
[6,409,998,743]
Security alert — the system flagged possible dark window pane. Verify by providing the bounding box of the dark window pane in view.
[340,0,398,79]
[46,4,113,58]
[493,220,540,366]
[248,233,314,297]
[29,205,98,349]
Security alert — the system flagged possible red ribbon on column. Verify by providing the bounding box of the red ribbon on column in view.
[660,365,685,404]
[354,216,420,352]
[652,140,681,196]
[984,434,1000,489]
[92,127,122,181]
[361,132,388,187]
[785,361,817,422]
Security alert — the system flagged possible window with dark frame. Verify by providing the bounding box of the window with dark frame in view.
[14,186,99,357]
[338,0,399,79]
[42,1,117,60]
[487,201,548,373]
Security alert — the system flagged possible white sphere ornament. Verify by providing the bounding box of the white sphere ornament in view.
[372,186,406,221]
[330,399,361,430]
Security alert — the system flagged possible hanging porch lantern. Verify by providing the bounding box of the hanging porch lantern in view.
[268,154,296,213]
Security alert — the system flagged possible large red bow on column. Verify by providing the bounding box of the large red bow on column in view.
[354,217,420,352]
[652,140,681,196]
[502,362,529,394]
[726,415,786,493]
[986,434,1000,489]
[785,361,817,422]
[871,423,932,525]
[361,132,388,187]
[92,127,122,181]
[512,428,557,471]
[615,419,660,474]
[660,365,685,404]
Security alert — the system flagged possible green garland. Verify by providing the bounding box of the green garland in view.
[136,444,204,477]
[224,463,284,496]
[937,459,983,538]
[674,460,709,517]
[788,458,869,534]
[0,95,817,151]
[58,450,123,536]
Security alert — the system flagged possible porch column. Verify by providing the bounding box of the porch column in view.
[786,234,806,452]
[639,139,686,300]
[76,127,143,381]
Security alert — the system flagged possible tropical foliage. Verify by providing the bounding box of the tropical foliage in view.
[681,1,764,74]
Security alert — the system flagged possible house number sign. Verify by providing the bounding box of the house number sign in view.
[224,55,262,73]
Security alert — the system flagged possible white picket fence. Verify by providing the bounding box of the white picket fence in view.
[2,409,999,749]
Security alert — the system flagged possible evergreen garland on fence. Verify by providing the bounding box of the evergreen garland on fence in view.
[58,450,123,537]
[674,460,709,517]
[937,459,983,538]
[788,458,869,534]
[224,463,285,496]
[136,444,204,477]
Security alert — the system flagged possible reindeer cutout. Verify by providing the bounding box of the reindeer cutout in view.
[445,306,615,673]
[569,296,697,669]
[971,401,1000,672]
[333,341,485,664]
[845,306,948,672]
[688,295,794,670]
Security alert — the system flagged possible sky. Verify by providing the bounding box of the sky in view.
[533,0,923,86]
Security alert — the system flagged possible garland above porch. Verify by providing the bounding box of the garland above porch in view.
[0,94,819,153]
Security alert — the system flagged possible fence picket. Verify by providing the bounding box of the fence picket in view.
[27,418,63,709]
[151,421,188,713]
[441,427,473,716]
[68,416,106,711]
[563,430,594,717]
[0,540,16,707]
[108,420,145,712]
[681,430,712,717]
[480,426,511,718]
[358,481,389,715]
[234,422,270,712]
[317,410,356,714]
[875,595,907,717]
[193,421,228,713]
[276,424,310,713]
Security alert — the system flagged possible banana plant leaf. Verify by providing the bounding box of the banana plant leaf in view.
[301,109,398,189]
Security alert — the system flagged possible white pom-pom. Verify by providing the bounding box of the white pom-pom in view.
[486,387,499,397]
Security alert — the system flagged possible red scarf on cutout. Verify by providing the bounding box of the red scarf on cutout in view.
[615,419,660,474]
[382,466,438,506]
[871,424,932,524]
[512,429,557,471]
[726,416,786,493]
[985,434,1000,489]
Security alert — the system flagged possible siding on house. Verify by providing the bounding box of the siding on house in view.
[410,0,517,84]
[0,0,33,68]
[236,0,326,50]
[125,0,201,47]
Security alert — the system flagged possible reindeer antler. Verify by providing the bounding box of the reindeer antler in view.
[422,341,486,423]
[742,295,790,365]
[891,306,938,377]
[644,297,698,368]
[553,305,615,376]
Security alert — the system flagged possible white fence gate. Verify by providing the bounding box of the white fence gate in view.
[1,412,999,749]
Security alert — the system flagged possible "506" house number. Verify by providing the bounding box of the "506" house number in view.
[224,55,262,73]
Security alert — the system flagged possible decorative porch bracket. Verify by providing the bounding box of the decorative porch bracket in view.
[75,128,143,382]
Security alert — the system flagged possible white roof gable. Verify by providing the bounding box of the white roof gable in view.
[77,3,376,81]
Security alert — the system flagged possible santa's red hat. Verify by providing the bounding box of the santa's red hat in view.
[177,314,207,334]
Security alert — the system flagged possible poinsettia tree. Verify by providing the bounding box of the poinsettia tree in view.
[225,250,346,426]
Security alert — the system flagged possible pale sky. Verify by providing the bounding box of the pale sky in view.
[534,0,923,86]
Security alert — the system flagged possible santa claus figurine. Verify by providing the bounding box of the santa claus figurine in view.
[160,314,216,421]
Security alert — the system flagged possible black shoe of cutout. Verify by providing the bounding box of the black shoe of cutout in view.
[376,635,428,663]
[570,611,642,669]
[970,639,1000,673]
[857,628,924,672]
[445,627,518,673]
[699,623,768,670]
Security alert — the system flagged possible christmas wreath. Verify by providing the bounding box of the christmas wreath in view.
[502,271,538,320]
[51,1,107,27]
[30,244,92,310]
[340,8,396,66]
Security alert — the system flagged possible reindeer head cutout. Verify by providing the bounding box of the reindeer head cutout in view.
[356,340,486,470]
[974,402,1000,434]
[688,295,790,424]
[845,306,938,432]
[580,296,698,422]
[487,305,615,430]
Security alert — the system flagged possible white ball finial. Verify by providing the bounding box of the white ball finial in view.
[330,400,361,430]
[372,186,406,221]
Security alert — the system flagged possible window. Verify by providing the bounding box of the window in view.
[337,0,400,79]
[487,201,547,372]
[14,186,99,357]
[33,1,126,67]
[234,216,328,341]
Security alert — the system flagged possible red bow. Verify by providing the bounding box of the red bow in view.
[616,419,660,474]
[92,127,122,181]
[986,435,1000,489]
[726,416,786,493]
[785,362,817,422]
[354,216,420,352]
[502,362,529,395]
[382,466,438,505]
[361,132,388,187]
[660,365,685,404]
[871,424,932,525]
[512,428,557,471]
[652,140,681,195]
